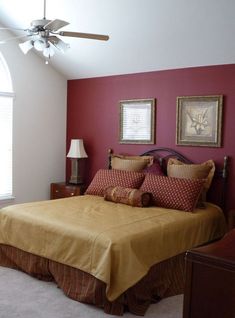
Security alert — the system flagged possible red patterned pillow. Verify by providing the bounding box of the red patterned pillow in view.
[140,174,204,212]
[85,169,145,196]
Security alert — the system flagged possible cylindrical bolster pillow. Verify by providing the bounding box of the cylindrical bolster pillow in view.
[104,186,152,207]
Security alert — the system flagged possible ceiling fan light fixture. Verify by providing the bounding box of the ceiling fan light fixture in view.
[43,44,55,58]
[52,40,70,53]
[19,40,34,54]
[33,39,46,51]
[3,0,109,62]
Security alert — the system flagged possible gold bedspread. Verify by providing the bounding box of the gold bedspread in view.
[0,195,226,301]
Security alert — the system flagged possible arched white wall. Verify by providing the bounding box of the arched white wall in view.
[0,30,67,206]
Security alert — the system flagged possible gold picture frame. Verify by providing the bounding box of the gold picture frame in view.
[176,95,223,147]
[119,98,156,144]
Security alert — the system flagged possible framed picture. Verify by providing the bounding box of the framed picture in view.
[176,95,223,147]
[119,98,156,144]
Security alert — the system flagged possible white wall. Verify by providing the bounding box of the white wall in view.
[0,31,67,207]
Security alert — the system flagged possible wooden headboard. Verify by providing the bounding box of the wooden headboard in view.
[108,147,229,211]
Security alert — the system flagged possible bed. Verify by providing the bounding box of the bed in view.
[0,148,229,316]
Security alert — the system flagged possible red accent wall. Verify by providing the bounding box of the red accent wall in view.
[67,64,235,210]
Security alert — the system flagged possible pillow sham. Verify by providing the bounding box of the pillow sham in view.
[104,186,152,207]
[140,174,204,212]
[111,154,154,171]
[167,158,215,202]
[85,169,145,196]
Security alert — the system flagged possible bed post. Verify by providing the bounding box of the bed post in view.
[221,156,229,212]
[108,149,113,169]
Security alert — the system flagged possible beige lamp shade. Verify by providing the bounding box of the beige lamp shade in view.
[67,139,88,158]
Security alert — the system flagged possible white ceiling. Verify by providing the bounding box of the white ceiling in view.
[0,0,235,80]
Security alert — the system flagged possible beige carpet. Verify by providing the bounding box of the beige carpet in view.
[0,266,183,317]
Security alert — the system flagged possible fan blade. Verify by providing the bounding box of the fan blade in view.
[0,34,29,44]
[44,19,69,31]
[59,31,109,41]
[0,27,27,31]
[48,36,70,53]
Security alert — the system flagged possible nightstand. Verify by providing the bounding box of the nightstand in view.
[183,229,235,318]
[50,182,84,200]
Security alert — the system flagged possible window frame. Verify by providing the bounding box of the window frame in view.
[0,53,15,202]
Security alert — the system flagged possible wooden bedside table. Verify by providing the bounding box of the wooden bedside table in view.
[183,230,235,318]
[50,182,84,200]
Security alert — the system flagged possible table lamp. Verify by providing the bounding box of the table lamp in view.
[67,139,88,184]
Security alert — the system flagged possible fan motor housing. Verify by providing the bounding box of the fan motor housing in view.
[31,19,51,29]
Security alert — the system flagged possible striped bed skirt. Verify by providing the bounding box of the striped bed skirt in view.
[0,244,185,316]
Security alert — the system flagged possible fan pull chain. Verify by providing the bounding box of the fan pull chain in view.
[45,53,52,64]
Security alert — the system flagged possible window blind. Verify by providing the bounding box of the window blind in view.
[0,95,13,198]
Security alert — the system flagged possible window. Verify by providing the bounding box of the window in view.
[0,52,14,200]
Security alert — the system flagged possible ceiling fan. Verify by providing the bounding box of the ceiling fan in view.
[0,0,109,63]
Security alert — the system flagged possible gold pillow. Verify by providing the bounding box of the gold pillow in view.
[167,158,215,202]
[111,154,154,172]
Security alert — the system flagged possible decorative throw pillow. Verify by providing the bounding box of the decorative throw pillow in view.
[167,158,215,202]
[104,186,152,207]
[140,174,204,212]
[111,154,154,171]
[143,159,165,176]
[85,169,145,196]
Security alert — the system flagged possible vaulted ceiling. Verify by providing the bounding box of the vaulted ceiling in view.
[0,0,234,79]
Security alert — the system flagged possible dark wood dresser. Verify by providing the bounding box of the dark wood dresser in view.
[183,229,235,318]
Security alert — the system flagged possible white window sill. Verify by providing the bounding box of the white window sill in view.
[0,195,15,203]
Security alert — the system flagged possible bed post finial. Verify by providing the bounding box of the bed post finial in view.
[223,156,228,179]
[221,156,229,211]
[108,149,113,169]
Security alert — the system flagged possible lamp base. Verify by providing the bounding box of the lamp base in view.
[69,177,83,184]
[69,159,84,184]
